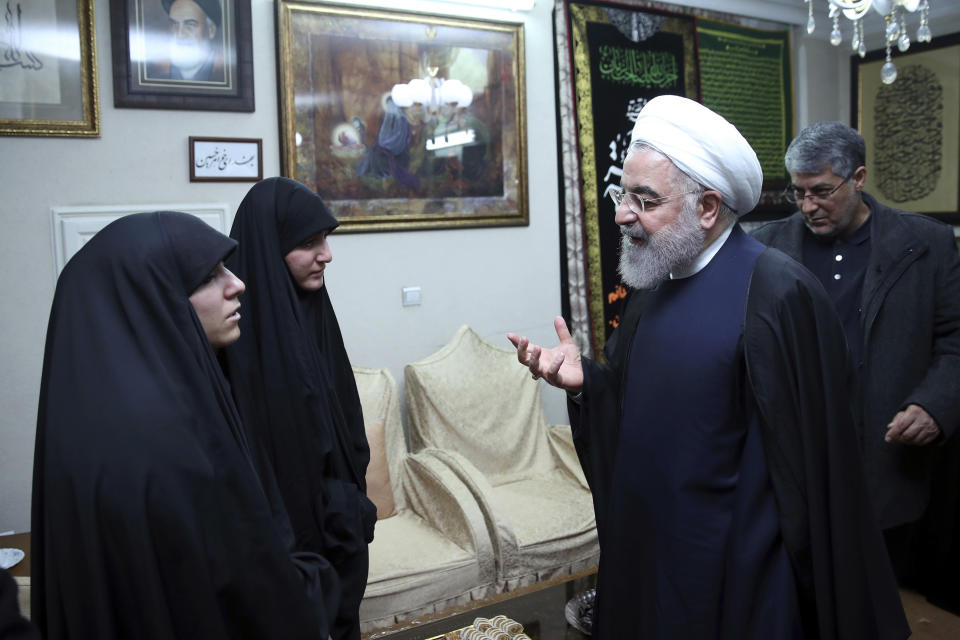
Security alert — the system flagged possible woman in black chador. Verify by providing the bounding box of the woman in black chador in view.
[32,211,333,639]
[223,178,376,640]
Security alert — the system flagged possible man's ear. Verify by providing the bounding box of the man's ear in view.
[207,20,217,39]
[698,190,722,230]
[852,165,867,191]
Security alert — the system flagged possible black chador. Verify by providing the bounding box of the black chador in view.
[32,212,329,639]
[224,179,376,640]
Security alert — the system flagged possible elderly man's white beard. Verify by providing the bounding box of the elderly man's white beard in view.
[170,39,213,75]
[617,199,706,289]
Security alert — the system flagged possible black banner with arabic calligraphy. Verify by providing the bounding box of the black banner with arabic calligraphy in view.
[588,17,694,338]
[560,2,698,355]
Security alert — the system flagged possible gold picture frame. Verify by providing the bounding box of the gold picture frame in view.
[276,2,527,232]
[853,32,960,220]
[0,0,100,137]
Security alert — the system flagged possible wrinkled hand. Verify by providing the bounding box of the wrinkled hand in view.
[507,316,583,393]
[886,404,942,446]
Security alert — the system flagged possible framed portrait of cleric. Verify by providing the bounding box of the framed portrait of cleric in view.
[852,31,960,221]
[109,0,254,111]
[0,0,99,137]
[276,2,527,233]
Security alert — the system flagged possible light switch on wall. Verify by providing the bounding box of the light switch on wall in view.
[402,286,422,306]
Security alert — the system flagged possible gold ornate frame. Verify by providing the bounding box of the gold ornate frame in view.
[276,2,527,232]
[0,0,100,137]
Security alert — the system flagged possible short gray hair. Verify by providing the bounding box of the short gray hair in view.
[784,121,865,177]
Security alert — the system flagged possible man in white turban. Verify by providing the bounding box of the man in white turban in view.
[508,96,907,639]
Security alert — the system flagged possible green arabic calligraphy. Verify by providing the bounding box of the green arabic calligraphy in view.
[597,46,678,88]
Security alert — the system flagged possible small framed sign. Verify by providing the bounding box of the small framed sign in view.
[189,136,262,182]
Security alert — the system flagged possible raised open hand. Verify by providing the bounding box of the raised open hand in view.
[507,316,583,393]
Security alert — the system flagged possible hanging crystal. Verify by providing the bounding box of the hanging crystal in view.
[885,14,900,43]
[897,10,910,51]
[798,0,936,81]
[898,32,911,51]
[917,0,932,43]
[880,45,897,84]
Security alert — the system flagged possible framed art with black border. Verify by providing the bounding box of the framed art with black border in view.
[853,31,960,220]
[0,0,100,137]
[276,2,527,233]
[109,0,254,111]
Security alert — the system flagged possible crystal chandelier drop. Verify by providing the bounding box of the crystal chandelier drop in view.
[804,0,933,84]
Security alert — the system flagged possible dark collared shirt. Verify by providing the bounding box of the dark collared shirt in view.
[802,213,873,370]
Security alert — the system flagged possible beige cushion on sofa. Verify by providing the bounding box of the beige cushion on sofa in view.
[364,418,396,519]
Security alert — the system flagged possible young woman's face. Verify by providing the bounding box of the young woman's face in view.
[284,233,332,291]
[189,262,245,348]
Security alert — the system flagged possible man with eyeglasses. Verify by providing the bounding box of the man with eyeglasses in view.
[753,121,960,595]
[508,97,906,639]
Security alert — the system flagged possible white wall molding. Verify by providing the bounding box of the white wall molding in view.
[50,204,230,276]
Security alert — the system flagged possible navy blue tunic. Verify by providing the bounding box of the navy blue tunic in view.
[598,228,802,638]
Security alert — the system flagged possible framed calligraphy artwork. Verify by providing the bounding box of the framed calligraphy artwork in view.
[189,136,262,181]
[276,2,527,232]
[696,18,793,189]
[109,0,254,111]
[0,0,99,137]
[853,31,960,220]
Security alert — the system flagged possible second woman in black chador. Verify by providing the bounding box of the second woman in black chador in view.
[224,177,376,640]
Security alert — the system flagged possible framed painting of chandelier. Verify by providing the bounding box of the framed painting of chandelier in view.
[276,2,528,232]
[853,30,960,220]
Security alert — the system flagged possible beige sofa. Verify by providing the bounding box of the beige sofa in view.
[403,326,599,591]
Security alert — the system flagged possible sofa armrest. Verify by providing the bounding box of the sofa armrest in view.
[546,424,589,491]
[400,451,496,584]
[420,447,520,579]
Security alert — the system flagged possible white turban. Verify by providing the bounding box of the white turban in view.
[630,95,762,215]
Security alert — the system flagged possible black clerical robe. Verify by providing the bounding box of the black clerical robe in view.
[571,226,908,639]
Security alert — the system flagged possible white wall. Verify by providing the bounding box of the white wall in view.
[793,36,848,130]
[0,0,855,533]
